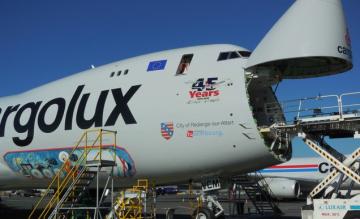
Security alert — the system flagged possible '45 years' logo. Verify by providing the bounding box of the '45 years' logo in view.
[189,77,220,100]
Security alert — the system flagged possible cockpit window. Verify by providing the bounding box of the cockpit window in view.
[217,50,251,61]
[238,51,251,57]
[217,52,229,61]
[229,52,240,59]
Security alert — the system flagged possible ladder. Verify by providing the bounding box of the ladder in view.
[28,129,117,219]
[232,174,282,215]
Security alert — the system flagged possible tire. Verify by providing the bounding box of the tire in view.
[344,211,360,219]
[193,208,215,219]
[166,208,175,219]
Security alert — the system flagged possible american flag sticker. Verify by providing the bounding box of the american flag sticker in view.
[161,122,174,140]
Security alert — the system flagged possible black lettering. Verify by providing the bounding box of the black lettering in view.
[330,166,336,172]
[319,162,329,174]
[105,85,141,126]
[0,105,20,137]
[13,102,42,147]
[337,46,353,58]
[76,90,109,129]
[338,46,342,53]
[38,98,66,133]
[65,85,84,130]
[1,84,141,147]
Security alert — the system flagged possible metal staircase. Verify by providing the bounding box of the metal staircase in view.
[60,168,97,208]
[232,173,282,215]
[28,129,117,219]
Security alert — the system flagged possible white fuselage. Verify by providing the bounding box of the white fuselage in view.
[0,0,353,190]
[260,155,360,193]
[0,44,285,189]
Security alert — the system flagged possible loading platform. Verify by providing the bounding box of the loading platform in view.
[263,92,360,138]
[263,92,360,218]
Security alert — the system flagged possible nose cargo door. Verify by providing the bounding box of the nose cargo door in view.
[246,0,352,79]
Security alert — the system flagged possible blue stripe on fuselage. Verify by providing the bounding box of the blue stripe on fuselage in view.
[350,205,360,210]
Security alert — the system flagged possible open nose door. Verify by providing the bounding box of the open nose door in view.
[246,0,352,79]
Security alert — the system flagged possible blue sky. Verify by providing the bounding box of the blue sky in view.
[0,0,359,157]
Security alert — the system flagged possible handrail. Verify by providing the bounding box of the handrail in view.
[28,131,87,218]
[40,146,93,218]
[34,132,101,218]
[254,171,279,206]
[28,129,117,219]
[265,91,360,124]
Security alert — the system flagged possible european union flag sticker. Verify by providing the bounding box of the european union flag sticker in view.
[147,60,167,72]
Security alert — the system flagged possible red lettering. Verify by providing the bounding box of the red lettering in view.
[189,91,197,98]
[189,90,220,99]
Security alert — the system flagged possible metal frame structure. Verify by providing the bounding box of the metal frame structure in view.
[267,91,360,207]
[28,129,117,219]
[112,179,149,219]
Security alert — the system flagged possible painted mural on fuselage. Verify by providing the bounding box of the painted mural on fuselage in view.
[0,45,279,187]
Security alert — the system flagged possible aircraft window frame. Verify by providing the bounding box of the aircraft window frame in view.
[176,54,193,76]
[238,51,251,57]
[229,52,240,59]
[217,52,229,61]
[217,51,251,61]
[110,69,129,78]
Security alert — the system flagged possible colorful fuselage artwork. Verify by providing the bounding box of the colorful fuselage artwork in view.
[3,146,136,179]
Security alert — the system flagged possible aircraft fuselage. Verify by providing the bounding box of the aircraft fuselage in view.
[0,44,288,189]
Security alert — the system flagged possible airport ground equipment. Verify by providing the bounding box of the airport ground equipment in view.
[169,174,281,219]
[165,179,225,219]
[28,129,117,219]
[231,174,282,215]
[109,179,156,219]
[266,92,360,219]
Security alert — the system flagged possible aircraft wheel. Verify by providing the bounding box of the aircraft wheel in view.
[344,210,360,219]
[193,208,215,219]
[166,208,175,219]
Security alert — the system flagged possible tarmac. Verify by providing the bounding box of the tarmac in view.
[0,194,304,219]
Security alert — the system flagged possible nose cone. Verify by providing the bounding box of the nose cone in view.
[246,0,352,79]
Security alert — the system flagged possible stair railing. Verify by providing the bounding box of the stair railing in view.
[28,129,117,219]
